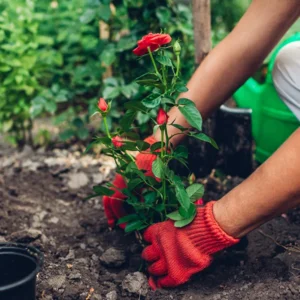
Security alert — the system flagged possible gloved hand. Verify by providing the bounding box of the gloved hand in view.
[103,136,157,228]
[142,201,239,289]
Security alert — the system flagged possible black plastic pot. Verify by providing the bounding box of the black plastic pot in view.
[0,243,43,300]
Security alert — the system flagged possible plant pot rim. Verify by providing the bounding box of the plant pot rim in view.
[0,242,44,292]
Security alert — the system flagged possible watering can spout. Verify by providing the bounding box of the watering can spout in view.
[233,77,262,112]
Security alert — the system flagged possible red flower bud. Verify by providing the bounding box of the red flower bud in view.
[156,108,169,125]
[112,136,124,148]
[98,98,108,112]
[195,198,204,206]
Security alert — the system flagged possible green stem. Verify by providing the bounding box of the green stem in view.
[161,50,168,91]
[160,127,167,214]
[162,65,167,90]
[103,116,111,138]
[160,127,165,158]
[114,148,135,163]
[127,153,136,163]
[165,125,170,153]
[171,54,181,88]
[148,47,160,77]
[175,54,180,77]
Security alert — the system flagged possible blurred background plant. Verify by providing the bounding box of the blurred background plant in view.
[0,0,251,147]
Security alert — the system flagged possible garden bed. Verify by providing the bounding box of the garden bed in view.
[1,143,300,299]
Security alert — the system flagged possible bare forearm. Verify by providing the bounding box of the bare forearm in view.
[154,0,300,145]
[214,128,300,238]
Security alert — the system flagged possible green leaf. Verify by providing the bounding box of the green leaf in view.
[171,123,189,132]
[126,162,146,179]
[125,101,148,113]
[145,176,159,187]
[156,6,171,25]
[174,145,188,159]
[124,132,140,140]
[154,204,165,212]
[30,96,47,118]
[100,49,116,66]
[98,3,111,22]
[156,55,173,67]
[167,210,184,221]
[80,9,96,23]
[186,183,205,202]
[192,133,219,149]
[161,97,176,106]
[84,140,99,154]
[152,157,164,179]
[175,186,191,212]
[174,212,197,228]
[103,86,120,99]
[175,83,189,93]
[173,176,191,212]
[121,85,136,99]
[116,37,136,52]
[120,110,136,131]
[121,141,137,151]
[0,65,11,72]
[135,72,158,83]
[172,157,189,169]
[144,191,157,205]
[97,137,112,146]
[136,78,162,88]
[93,185,114,196]
[77,128,89,140]
[179,204,196,218]
[59,129,75,141]
[178,99,202,131]
[128,178,143,190]
[104,77,118,86]
[117,214,140,225]
[141,93,161,109]
[73,117,84,128]
[150,142,163,152]
[177,98,195,106]
[126,162,139,172]
[125,220,147,233]
[165,168,175,181]
[136,141,150,151]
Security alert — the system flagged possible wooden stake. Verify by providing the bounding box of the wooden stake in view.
[192,0,211,66]
[99,4,116,79]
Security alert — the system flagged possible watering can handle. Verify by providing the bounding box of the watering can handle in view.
[220,104,252,115]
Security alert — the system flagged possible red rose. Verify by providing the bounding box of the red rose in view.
[133,33,172,56]
[156,108,169,125]
[112,136,124,148]
[98,98,108,112]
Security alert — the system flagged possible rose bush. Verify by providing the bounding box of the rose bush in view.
[87,33,218,233]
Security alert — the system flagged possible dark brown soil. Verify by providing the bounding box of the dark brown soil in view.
[1,144,300,300]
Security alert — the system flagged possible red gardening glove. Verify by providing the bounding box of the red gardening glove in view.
[103,136,157,228]
[142,201,239,289]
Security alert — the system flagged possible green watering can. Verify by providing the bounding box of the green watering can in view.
[233,33,300,163]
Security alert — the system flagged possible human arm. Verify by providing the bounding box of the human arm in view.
[154,0,300,146]
[144,128,300,288]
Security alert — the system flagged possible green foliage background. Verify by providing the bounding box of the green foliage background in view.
[0,0,249,145]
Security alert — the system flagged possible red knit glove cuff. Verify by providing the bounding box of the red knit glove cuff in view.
[186,201,240,255]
